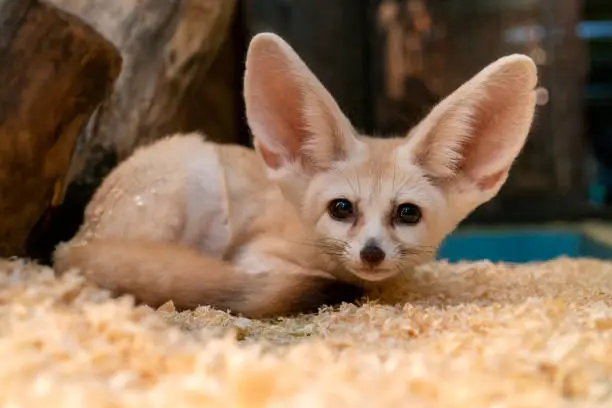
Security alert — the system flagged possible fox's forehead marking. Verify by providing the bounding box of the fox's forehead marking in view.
[309,134,435,221]
[341,136,429,203]
[337,145,418,215]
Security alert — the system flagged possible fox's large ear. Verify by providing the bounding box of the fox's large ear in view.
[401,55,538,198]
[244,33,360,173]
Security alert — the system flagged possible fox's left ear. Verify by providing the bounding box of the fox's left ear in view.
[243,33,361,174]
[400,55,538,202]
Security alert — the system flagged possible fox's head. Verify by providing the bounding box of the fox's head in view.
[243,33,538,282]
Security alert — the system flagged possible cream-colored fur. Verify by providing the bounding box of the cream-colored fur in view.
[53,33,538,318]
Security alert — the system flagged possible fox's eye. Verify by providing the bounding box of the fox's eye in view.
[395,203,421,225]
[328,199,354,221]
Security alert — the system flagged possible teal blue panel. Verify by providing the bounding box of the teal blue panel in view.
[437,230,583,263]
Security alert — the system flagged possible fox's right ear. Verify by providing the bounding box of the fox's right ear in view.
[399,54,538,205]
[244,33,360,174]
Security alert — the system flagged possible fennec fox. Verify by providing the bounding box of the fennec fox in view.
[53,33,538,318]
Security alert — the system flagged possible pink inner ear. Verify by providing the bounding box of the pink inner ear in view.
[255,139,283,169]
[246,44,308,166]
[476,169,506,190]
[246,34,361,173]
[455,78,534,189]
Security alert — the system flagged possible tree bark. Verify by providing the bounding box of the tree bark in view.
[48,0,238,185]
[0,0,121,257]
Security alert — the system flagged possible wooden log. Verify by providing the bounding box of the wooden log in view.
[25,0,238,263]
[0,0,122,258]
[48,0,238,178]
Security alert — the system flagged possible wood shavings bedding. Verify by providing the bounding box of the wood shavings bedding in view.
[1,257,611,407]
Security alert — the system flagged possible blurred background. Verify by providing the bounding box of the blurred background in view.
[4,0,612,264]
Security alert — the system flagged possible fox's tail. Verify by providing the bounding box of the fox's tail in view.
[52,239,363,318]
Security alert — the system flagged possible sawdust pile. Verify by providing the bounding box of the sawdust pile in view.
[1,257,612,407]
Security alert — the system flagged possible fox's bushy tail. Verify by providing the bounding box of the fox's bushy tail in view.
[53,239,363,318]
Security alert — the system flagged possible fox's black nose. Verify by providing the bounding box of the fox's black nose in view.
[360,242,385,266]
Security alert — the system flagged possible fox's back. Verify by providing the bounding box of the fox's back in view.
[73,133,296,258]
